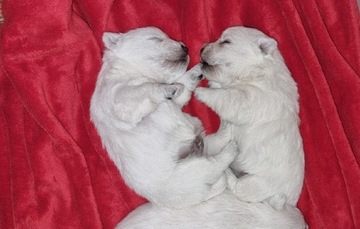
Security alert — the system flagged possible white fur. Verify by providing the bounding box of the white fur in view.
[90,27,238,208]
[195,26,305,206]
[116,190,307,229]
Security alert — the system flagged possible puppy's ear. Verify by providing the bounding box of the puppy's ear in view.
[257,37,277,56]
[102,32,122,48]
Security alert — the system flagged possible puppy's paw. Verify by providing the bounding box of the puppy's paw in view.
[176,64,203,91]
[187,64,203,82]
[194,87,208,103]
[208,81,222,89]
[213,140,238,168]
[225,169,238,193]
[164,83,184,100]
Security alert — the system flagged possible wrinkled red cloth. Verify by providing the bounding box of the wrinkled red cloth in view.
[0,0,359,228]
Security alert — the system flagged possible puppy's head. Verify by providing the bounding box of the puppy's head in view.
[200,26,278,87]
[102,27,189,83]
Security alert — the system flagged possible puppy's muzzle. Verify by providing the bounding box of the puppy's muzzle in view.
[178,44,188,61]
[181,44,188,54]
[200,44,211,67]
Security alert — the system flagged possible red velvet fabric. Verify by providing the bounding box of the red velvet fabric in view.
[1,0,359,228]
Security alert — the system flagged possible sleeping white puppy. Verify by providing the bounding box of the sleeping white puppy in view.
[116,190,307,229]
[90,27,238,208]
[195,26,305,206]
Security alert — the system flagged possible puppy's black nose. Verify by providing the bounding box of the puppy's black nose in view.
[181,45,188,54]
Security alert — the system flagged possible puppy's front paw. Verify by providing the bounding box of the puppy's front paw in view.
[177,64,203,91]
[208,81,222,89]
[194,87,208,103]
[164,83,184,100]
[187,64,203,82]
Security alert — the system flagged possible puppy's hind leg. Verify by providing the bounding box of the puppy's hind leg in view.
[209,141,239,176]
[205,141,239,198]
[203,128,233,156]
[169,141,238,206]
[230,173,276,203]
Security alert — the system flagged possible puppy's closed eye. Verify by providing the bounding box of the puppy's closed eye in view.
[220,40,231,45]
[149,37,164,42]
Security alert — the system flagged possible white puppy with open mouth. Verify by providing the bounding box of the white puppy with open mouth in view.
[90,27,237,208]
[195,26,305,206]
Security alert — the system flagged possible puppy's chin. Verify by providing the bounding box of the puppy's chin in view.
[201,60,220,78]
[201,63,223,88]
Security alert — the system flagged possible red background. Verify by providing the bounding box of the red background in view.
[1,0,359,228]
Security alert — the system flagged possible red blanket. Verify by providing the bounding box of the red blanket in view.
[1,0,359,228]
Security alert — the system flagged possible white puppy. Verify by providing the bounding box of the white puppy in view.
[116,190,307,229]
[195,26,305,206]
[90,27,238,208]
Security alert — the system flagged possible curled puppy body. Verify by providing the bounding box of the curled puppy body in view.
[90,27,238,208]
[116,190,307,229]
[195,26,305,206]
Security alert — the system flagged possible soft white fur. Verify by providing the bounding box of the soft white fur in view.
[90,27,238,208]
[116,190,307,229]
[195,26,305,206]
